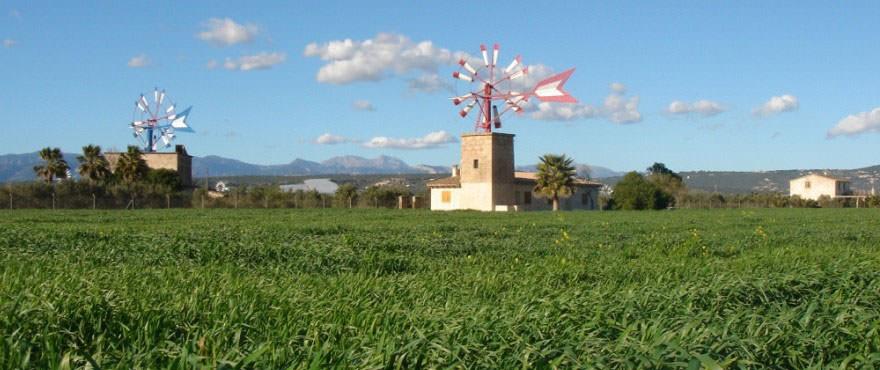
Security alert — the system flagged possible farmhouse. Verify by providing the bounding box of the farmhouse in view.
[427,132,601,211]
[104,145,193,186]
[789,173,850,200]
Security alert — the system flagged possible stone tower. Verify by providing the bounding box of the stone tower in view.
[459,132,516,211]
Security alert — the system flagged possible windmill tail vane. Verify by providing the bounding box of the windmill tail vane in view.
[451,43,577,132]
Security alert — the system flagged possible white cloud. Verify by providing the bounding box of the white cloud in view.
[9,10,21,19]
[303,33,465,84]
[363,130,456,149]
[609,82,627,94]
[127,54,151,68]
[352,99,375,111]
[828,107,880,138]
[531,102,600,121]
[2,38,16,48]
[529,82,642,124]
[605,94,642,124]
[314,133,353,145]
[666,99,726,117]
[223,52,286,71]
[205,60,218,69]
[196,18,258,46]
[752,94,799,117]
[406,73,453,94]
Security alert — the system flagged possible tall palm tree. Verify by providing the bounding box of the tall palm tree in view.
[76,144,111,183]
[534,153,576,211]
[32,147,69,183]
[115,146,148,184]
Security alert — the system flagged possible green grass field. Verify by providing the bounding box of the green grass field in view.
[1,209,879,368]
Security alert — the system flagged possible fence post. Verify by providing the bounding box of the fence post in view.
[322,196,325,208]
[349,196,352,209]
[52,193,56,210]
[234,193,238,209]
[92,193,96,210]
[202,195,205,209]
[9,192,12,210]
[166,193,170,209]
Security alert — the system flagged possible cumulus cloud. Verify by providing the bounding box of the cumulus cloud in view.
[827,107,880,138]
[2,38,16,48]
[314,133,354,145]
[528,81,641,124]
[205,59,219,69]
[196,18,258,46]
[223,52,286,71]
[666,99,726,117]
[127,54,151,68]
[752,94,799,117]
[9,10,21,19]
[363,130,456,149]
[303,33,465,84]
[406,73,453,94]
[609,82,627,94]
[531,102,600,121]
[352,99,375,111]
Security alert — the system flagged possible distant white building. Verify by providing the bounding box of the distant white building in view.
[789,173,850,200]
[280,178,339,194]
[427,133,602,211]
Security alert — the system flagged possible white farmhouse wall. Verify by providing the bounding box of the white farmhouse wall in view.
[789,174,849,200]
[430,188,462,211]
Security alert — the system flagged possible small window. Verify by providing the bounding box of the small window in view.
[524,191,532,205]
[473,159,479,169]
[441,191,451,203]
[514,191,521,205]
[804,181,811,189]
[581,192,590,205]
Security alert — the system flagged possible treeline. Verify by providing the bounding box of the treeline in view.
[603,163,880,210]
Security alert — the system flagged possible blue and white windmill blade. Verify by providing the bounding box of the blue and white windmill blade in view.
[170,107,194,132]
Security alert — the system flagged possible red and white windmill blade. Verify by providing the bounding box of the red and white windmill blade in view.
[451,43,577,132]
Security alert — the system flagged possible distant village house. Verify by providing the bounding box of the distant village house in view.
[789,173,851,200]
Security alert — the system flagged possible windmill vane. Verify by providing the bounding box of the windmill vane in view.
[130,88,194,152]
[451,43,577,132]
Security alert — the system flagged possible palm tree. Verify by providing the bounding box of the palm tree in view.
[32,147,69,183]
[534,153,576,211]
[115,146,148,184]
[76,144,111,183]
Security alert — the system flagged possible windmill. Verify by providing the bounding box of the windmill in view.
[451,43,578,132]
[130,88,194,152]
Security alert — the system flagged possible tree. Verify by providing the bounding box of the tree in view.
[646,162,681,180]
[146,169,183,191]
[577,164,593,180]
[115,146,148,184]
[76,144,111,183]
[32,147,69,183]
[646,162,686,206]
[611,171,672,210]
[335,183,358,207]
[534,153,576,211]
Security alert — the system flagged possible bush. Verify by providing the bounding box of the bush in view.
[611,172,673,210]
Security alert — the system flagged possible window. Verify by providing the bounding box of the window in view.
[804,181,811,189]
[524,191,532,205]
[473,159,479,169]
[514,191,520,205]
[547,198,553,205]
[582,192,590,205]
[441,191,451,203]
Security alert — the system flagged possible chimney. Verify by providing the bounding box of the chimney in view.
[451,164,460,177]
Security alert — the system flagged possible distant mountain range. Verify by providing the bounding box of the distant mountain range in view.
[0,152,451,182]
[2,151,877,194]
[192,155,448,177]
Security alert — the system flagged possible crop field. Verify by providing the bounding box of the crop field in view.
[1,208,879,368]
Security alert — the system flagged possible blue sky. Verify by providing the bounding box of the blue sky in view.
[1,1,878,172]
